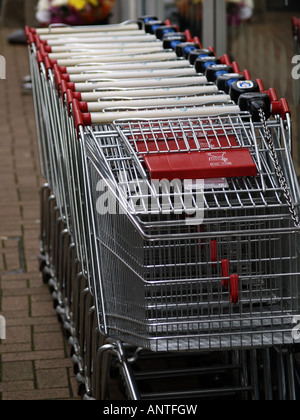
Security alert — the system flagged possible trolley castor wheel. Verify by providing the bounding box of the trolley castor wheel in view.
[42,269,51,285]
[39,258,46,274]
[77,383,86,399]
[56,305,66,324]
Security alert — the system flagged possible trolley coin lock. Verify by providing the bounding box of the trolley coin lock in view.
[238,92,272,122]
[230,79,260,104]
[189,49,215,65]
[216,73,246,94]
[205,64,234,82]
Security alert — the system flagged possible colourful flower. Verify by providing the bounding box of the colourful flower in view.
[36,0,116,25]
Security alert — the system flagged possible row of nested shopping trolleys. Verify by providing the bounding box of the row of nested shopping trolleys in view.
[26,16,300,400]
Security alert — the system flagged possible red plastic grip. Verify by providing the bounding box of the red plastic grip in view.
[53,64,62,92]
[222,259,230,289]
[208,46,216,56]
[231,61,240,74]
[36,50,44,66]
[292,17,300,35]
[61,79,68,99]
[280,98,291,117]
[25,26,32,42]
[184,29,193,42]
[28,33,35,46]
[44,45,52,53]
[210,240,217,264]
[254,79,290,120]
[193,37,202,49]
[40,44,47,56]
[73,92,82,101]
[66,88,74,114]
[230,275,239,305]
[44,56,53,74]
[271,98,291,120]
[221,54,231,66]
[79,101,89,113]
[59,66,67,74]
[268,87,278,102]
[243,69,251,80]
[67,82,76,91]
[34,34,41,49]
[72,99,92,134]
[62,73,70,82]
[256,78,265,92]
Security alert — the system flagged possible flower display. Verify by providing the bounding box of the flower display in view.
[36,0,116,26]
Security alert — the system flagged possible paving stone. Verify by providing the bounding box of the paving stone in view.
[3,325,31,344]
[0,380,34,392]
[2,349,66,363]
[2,296,29,312]
[2,388,72,400]
[2,361,34,382]
[34,332,65,352]
[36,368,69,390]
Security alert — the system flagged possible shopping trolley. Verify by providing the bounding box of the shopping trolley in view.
[27,16,300,400]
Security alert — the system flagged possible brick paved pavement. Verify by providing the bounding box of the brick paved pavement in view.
[0,28,79,400]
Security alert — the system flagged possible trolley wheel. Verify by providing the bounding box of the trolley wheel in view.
[56,305,65,324]
[77,383,86,399]
[39,259,46,274]
[42,268,51,285]
[63,321,72,339]
[72,355,80,375]
[52,292,59,310]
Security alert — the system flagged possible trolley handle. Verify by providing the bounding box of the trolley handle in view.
[72,99,92,134]
[25,26,33,42]
[53,63,63,92]
[36,50,53,79]
[63,82,81,103]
